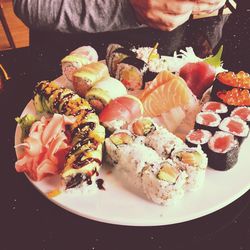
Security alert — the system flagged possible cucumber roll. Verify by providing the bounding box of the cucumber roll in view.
[207,131,239,170]
[72,62,110,97]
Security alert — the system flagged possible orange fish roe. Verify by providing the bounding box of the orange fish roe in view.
[217,88,250,106]
[218,71,250,89]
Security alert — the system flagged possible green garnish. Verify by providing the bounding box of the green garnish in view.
[203,45,223,68]
[16,114,37,140]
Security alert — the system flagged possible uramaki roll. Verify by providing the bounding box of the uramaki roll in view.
[72,62,109,97]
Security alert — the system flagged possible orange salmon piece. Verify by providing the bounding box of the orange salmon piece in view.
[142,76,193,117]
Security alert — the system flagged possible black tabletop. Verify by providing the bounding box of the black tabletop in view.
[1,11,250,250]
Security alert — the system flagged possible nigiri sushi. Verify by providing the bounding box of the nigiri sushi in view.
[99,95,143,131]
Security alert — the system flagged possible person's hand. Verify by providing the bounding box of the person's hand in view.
[192,0,227,15]
[129,0,227,31]
[129,0,194,31]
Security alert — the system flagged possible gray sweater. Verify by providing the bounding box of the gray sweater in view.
[13,0,144,33]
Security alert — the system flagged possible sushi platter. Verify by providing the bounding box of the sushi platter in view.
[14,44,250,226]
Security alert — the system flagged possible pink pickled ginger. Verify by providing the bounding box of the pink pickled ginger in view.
[15,114,75,181]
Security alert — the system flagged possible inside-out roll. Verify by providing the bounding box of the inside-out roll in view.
[72,62,110,97]
[85,77,127,112]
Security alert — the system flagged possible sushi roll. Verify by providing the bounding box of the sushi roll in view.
[172,146,208,191]
[70,46,98,62]
[219,116,249,144]
[115,57,148,90]
[33,81,106,190]
[207,131,239,171]
[216,88,250,111]
[85,77,127,112]
[72,62,110,97]
[230,106,250,126]
[201,101,228,118]
[106,44,136,76]
[141,159,187,206]
[130,117,157,136]
[194,111,221,134]
[185,129,212,152]
[144,126,185,158]
[105,130,162,190]
[61,54,90,82]
[211,71,250,97]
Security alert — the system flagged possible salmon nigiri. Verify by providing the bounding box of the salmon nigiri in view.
[140,70,196,117]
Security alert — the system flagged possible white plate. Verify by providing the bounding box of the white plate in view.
[15,100,250,226]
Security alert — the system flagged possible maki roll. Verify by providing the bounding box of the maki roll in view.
[141,160,187,206]
[106,44,136,76]
[219,117,249,144]
[116,57,148,90]
[72,62,109,97]
[85,77,127,112]
[105,130,162,190]
[171,146,208,191]
[185,129,212,152]
[144,126,185,158]
[61,54,90,82]
[211,71,250,96]
[61,46,98,82]
[194,111,221,134]
[70,46,98,62]
[230,106,250,126]
[201,101,228,118]
[216,88,250,110]
[207,131,239,170]
[33,81,106,190]
[130,117,157,136]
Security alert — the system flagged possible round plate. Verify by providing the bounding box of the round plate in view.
[15,100,250,226]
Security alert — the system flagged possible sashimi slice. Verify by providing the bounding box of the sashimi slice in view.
[142,77,194,117]
[140,70,177,101]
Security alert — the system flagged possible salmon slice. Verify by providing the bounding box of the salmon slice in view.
[140,70,177,101]
[142,76,194,117]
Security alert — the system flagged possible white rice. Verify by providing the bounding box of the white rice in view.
[171,145,208,191]
[145,126,185,158]
[141,160,187,205]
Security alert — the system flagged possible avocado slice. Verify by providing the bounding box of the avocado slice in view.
[157,163,179,183]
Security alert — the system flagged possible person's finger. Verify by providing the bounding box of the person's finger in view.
[146,10,192,31]
[162,1,194,15]
[192,0,226,14]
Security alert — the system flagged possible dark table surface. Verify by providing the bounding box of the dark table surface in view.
[1,11,250,250]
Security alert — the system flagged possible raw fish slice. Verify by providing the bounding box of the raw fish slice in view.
[142,77,193,117]
[140,70,177,101]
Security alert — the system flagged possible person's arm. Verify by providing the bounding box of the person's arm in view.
[13,0,144,33]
